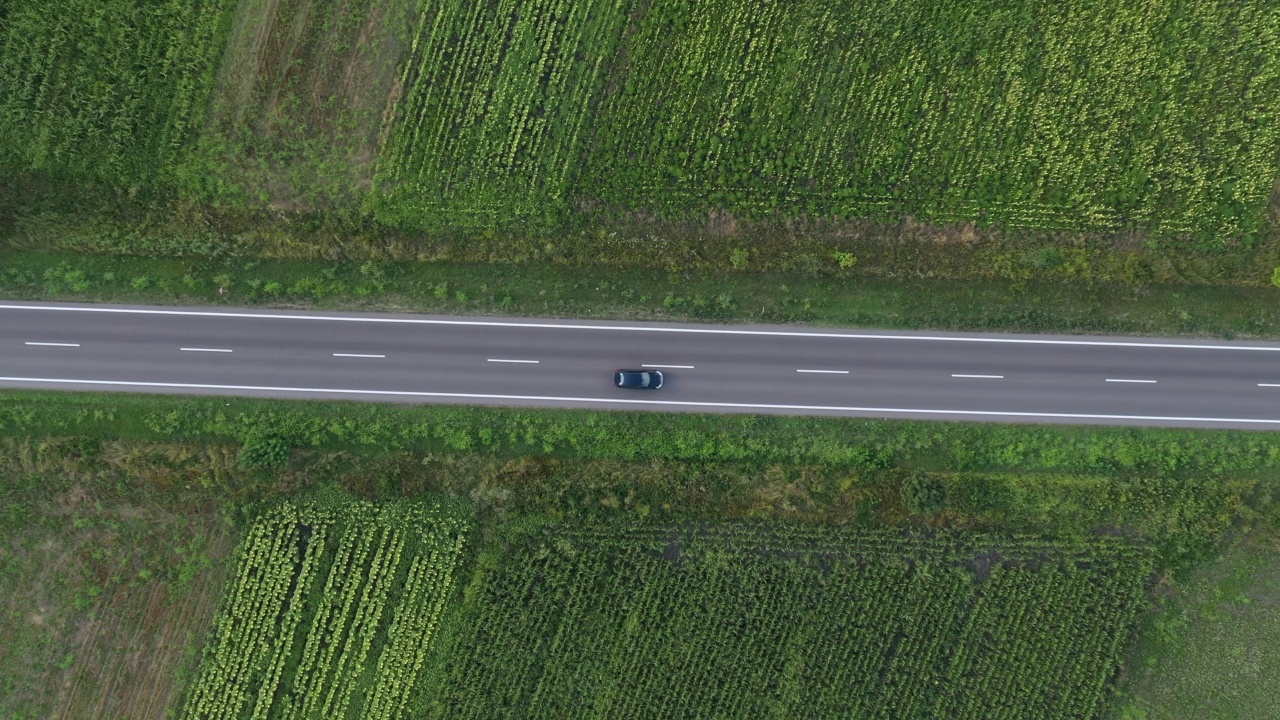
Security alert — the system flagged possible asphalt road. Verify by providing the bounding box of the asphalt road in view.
[3,301,1280,429]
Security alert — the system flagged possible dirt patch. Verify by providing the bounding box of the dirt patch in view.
[705,209,740,236]
[969,549,1002,584]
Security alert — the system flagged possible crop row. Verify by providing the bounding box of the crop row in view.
[0,0,234,187]
[374,0,631,231]
[377,0,1280,241]
[180,499,468,720]
[582,0,1280,240]
[419,523,1152,719]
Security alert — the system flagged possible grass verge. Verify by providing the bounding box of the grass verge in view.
[3,389,1279,572]
[3,249,1280,339]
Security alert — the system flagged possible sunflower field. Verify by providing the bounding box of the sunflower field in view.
[377,0,1280,241]
[373,0,631,232]
[179,498,469,720]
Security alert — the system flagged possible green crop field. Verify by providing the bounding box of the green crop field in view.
[0,0,235,190]
[421,524,1153,720]
[179,499,468,720]
[373,0,631,231]
[2,0,1279,248]
[376,0,1280,241]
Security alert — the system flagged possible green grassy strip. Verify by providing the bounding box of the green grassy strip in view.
[3,388,1275,576]
[4,249,1280,340]
[3,388,1279,478]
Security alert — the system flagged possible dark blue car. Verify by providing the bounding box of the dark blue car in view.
[613,369,664,389]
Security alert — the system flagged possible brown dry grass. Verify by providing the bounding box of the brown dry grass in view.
[49,524,233,719]
[0,440,239,719]
[201,0,420,211]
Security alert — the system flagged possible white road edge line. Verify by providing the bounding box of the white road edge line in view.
[1105,378,1157,384]
[180,348,233,353]
[25,342,80,347]
[333,353,386,358]
[797,369,849,374]
[951,374,1003,379]
[2,376,1280,425]
[487,358,539,364]
[4,304,1280,352]
[642,364,695,369]
[1259,384,1280,387]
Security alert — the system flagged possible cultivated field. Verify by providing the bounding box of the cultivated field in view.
[373,0,630,231]
[0,0,235,189]
[3,0,1279,252]
[3,393,1276,719]
[179,498,468,720]
[421,524,1153,719]
[377,0,1280,241]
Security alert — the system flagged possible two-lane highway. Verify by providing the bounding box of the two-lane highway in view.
[4,301,1280,428]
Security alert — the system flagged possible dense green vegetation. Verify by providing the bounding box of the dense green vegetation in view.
[423,524,1150,719]
[180,498,467,720]
[375,0,629,231]
[3,0,1277,241]
[376,0,1280,241]
[1120,540,1280,719]
[1,391,1278,717]
[0,0,234,189]
[4,0,1280,341]
[2,389,1277,570]
[4,0,1280,713]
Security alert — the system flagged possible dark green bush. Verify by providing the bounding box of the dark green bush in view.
[239,432,290,469]
[902,471,947,516]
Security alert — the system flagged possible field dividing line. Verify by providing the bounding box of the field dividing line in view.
[25,342,80,347]
[642,364,695,369]
[796,369,849,374]
[1104,378,1157,384]
[3,376,1280,426]
[180,348,233,353]
[333,353,386,358]
[951,374,1004,379]
[6,304,1280,352]
[487,358,539,364]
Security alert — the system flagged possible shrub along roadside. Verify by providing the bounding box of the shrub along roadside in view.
[2,389,1279,573]
[3,249,1280,339]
